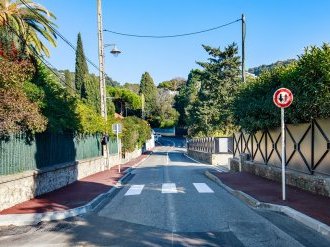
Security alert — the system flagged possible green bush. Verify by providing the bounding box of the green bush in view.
[232,43,330,133]
[121,116,151,153]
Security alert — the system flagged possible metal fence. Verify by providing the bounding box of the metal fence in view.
[188,137,233,154]
[233,119,330,176]
[0,132,118,176]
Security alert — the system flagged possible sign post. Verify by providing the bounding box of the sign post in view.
[112,123,122,173]
[273,88,293,201]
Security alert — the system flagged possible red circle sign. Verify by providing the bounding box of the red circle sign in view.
[273,88,293,108]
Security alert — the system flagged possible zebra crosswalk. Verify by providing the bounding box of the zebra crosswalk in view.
[124,183,214,196]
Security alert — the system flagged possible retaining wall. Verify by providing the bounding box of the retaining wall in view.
[229,154,330,197]
[188,149,232,168]
[0,147,142,211]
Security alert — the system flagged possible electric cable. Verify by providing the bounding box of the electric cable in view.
[5,23,77,93]
[19,0,107,78]
[104,19,241,38]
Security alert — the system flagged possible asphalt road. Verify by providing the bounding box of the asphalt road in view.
[1,137,329,247]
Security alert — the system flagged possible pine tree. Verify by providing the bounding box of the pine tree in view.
[139,72,157,116]
[189,43,241,136]
[74,33,89,98]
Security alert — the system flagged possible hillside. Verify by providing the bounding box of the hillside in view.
[248,59,296,76]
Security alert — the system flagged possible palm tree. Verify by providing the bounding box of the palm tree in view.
[0,0,57,57]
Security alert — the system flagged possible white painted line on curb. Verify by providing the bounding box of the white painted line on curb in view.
[162,183,177,194]
[125,185,145,196]
[193,183,214,193]
[184,153,201,164]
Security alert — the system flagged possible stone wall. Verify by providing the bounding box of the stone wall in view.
[188,149,232,168]
[229,155,330,197]
[122,148,142,163]
[0,156,111,211]
[0,144,148,212]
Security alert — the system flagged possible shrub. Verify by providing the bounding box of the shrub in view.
[232,43,330,133]
[121,116,151,153]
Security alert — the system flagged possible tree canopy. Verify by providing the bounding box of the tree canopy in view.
[178,44,241,137]
[107,86,141,116]
[158,77,186,91]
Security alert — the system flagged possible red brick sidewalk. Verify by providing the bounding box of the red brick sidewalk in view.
[0,153,150,215]
[210,171,330,226]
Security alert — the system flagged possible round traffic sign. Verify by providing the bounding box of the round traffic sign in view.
[273,88,293,108]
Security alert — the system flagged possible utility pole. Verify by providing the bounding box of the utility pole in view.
[97,0,110,168]
[241,14,246,83]
[97,0,107,120]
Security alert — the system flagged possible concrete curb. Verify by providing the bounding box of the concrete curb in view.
[0,152,153,227]
[205,170,330,238]
[184,153,229,173]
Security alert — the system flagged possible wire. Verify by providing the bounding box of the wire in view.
[5,22,77,93]
[104,19,241,38]
[19,0,107,78]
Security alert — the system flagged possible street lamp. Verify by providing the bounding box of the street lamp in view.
[105,43,122,57]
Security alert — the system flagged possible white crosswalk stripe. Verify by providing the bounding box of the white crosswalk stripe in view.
[124,183,215,196]
[125,185,145,196]
[162,183,178,193]
[193,183,214,193]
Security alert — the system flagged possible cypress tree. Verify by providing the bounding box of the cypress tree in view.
[139,72,157,116]
[74,33,89,98]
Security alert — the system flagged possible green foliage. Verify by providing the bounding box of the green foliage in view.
[121,116,151,153]
[139,72,157,116]
[158,77,186,91]
[174,69,201,127]
[0,58,47,136]
[74,33,88,98]
[187,43,241,137]
[150,89,179,128]
[107,86,142,115]
[75,101,106,134]
[105,75,120,87]
[123,82,140,94]
[64,70,75,95]
[31,62,80,133]
[232,43,330,133]
[248,59,296,76]
[84,74,100,113]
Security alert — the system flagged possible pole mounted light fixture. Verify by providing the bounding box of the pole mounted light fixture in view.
[105,43,122,57]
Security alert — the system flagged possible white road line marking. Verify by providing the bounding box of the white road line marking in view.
[162,183,178,193]
[193,183,214,193]
[166,152,169,165]
[124,185,145,196]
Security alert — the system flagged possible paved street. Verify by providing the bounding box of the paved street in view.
[0,138,329,247]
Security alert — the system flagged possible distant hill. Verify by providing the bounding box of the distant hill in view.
[248,59,296,76]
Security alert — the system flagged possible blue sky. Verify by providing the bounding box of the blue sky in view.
[38,0,330,85]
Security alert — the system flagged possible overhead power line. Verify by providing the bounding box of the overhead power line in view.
[19,0,108,79]
[104,19,241,38]
[5,22,77,93]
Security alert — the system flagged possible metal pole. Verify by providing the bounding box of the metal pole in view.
[281,107,286,200]
[117,124,120,173]
[97,0,107,120]
[241,14,246,83]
